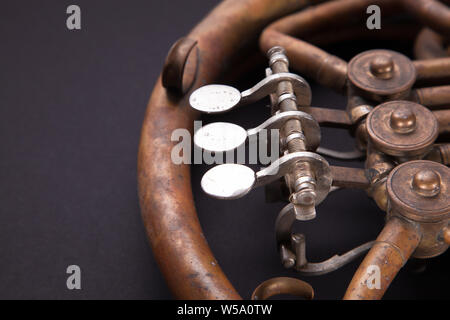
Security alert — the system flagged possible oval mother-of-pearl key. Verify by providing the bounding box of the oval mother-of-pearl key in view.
[201,164,256,199]
[189,84,241,113]
[194,122,247,153]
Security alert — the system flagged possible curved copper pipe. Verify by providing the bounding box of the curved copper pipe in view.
[140,0,450,300]
[364,143,395,212]
[434,110,450,134]
[343,217,421,300]
[251,277,314,300]
[259,0,400,92]
[411,85,450,108]
[401,0,450,35]
[138,0,316,300]
[425,144,450,165]
[414,57,450,82]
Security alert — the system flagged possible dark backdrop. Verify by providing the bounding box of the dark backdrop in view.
[0,1,448,299]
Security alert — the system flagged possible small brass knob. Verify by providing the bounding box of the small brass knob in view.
[370,56,394,79]
[412,169,441,197]
[390,106,416,133]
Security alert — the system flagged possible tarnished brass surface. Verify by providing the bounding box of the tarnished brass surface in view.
[138,0,313,300]
[386,161,449,260]
[343,217,421,300]
[387,161,449,221]
[401,0,450,35]
[366,101,439,158]
[348,50,416,101]
[140,0,450,300]
[251,277,314,300]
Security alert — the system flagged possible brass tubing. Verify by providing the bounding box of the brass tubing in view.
[401,0,450,35]
[260,0,399,92]
[414,57,450,82]
[225,24,420,84]
[411,85,450,108]
[346,87,372,149]
[251,277,314,300]
[365,144,395,184]
[138,0,312,299]
[433,110,450,134]
[263,0,395,36]
[365,143,395,211]
[141,0,450,300]
[343,217,421,300]
[440,144,450,164]
[425,144,450,165]
[331,166,370,190]
[261,30,348,92]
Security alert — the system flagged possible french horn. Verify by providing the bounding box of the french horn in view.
[138,0,450,300]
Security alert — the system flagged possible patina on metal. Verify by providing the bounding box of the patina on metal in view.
[139,0,450,300]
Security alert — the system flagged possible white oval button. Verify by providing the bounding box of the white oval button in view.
[194,122,247,153]
[201,164,256,199]
[189,84,241,113]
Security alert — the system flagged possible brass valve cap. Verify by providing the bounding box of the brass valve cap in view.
[387,160,449,223]
[387,161,450,258]
[348,49,416,101]
[366,101,438,158]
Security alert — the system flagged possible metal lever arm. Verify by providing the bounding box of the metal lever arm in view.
[296,241,375,276]
[241,72,312,107]
[189,73,311,113]
[201,152,332,202]
[194,110,320,153]
[276,203,374,275]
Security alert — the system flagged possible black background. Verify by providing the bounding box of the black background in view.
[0,0,448,299]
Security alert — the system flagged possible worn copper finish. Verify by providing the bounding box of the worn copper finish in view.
[400,0,450,35]
[387,161,449,224]
[139,0,450,300]
[388,161,449,258]
[138,0,316,300]
[348,50,417,101]
[425,143,450,165]
[343,217,421,300]
[251,277,314,300]
[366,101,439,158]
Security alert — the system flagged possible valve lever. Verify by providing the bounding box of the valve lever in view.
[197,46,333,222]
[201,152,332,204]
[189,73,311,114]
[194,122,248,153]
[189,84,241,114]
[194,110,320,153]
[275,203,374,275]
[201,164,256,200]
